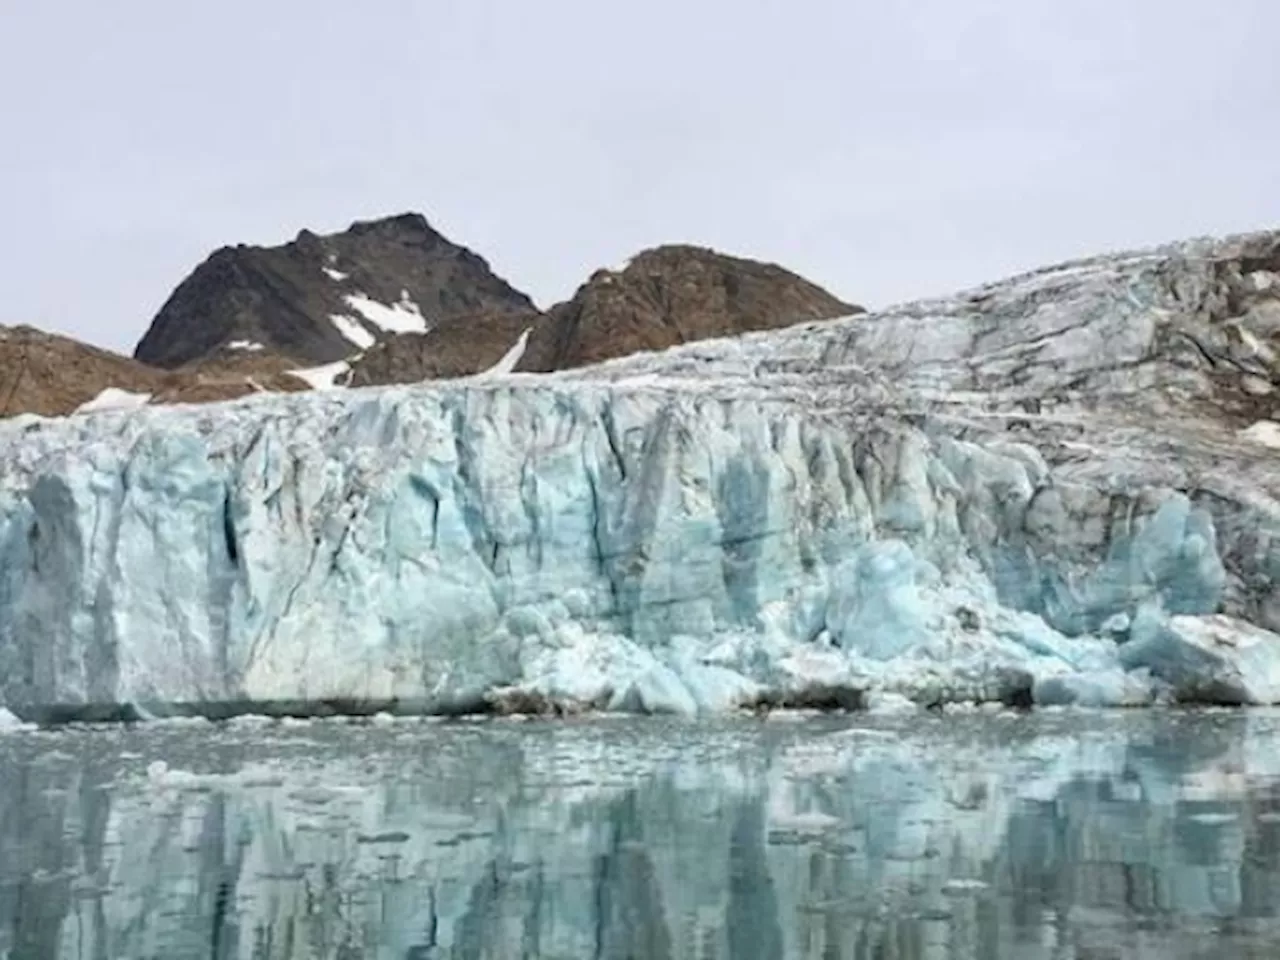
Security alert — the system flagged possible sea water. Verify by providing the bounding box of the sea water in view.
[2,710,1280,959]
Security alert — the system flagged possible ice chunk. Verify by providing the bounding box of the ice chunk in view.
[825,542,929,660]
[608,663,699,714]
[0,708,32,732]
[865,690,919,714]
[1239,421,1280,449]
[1033,669,1155,707]
[1120,612,1280,704]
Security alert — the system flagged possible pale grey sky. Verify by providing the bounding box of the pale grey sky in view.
[3,0,1278,353]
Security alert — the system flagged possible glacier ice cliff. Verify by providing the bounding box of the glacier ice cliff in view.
[4,230,1280,717]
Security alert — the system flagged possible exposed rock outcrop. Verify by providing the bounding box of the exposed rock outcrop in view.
[524,244,861,371]
[348,244,860,385]
[347,308,547,385]
[6,221,860,417]
[0,325,309,419]
[134,213,534,368]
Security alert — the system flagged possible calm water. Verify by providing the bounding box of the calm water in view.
[3,710,1280,959]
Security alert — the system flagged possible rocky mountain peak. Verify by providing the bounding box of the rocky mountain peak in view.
[133,213,534,369]
[346,211,437,241]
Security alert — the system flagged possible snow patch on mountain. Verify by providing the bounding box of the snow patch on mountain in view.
[476,328,531,378]
[289,360,351,389]
[343,291,427,335]
[75,388,152,415]
[330,314,376,350]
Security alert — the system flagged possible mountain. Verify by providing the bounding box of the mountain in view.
[4,227,1280,721]
[0,325,309,418]
[133,213,535,369]
[347,244,861,385]
[2,218,858,419]
[527,244,863,371]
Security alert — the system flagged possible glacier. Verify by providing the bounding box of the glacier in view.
[4,229,1280,719]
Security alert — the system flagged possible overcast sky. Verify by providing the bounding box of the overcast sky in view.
[3,0,1279,353]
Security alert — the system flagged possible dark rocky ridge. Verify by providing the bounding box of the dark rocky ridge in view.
[348,243,861,385]
[134,213,534,368]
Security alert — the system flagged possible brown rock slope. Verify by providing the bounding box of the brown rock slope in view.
[348,309,545,385]
[349,244,860,386]
[0,326,308,418]
[156,352,312,405]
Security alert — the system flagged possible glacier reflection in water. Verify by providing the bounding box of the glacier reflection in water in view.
[3,711,1280,958]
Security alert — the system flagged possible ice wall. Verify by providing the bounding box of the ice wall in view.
[0,379,1237,718]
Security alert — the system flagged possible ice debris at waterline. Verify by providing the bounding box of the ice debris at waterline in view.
[5,229,1280,720]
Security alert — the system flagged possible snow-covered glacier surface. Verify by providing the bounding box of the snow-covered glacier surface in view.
[4,229,1280,718]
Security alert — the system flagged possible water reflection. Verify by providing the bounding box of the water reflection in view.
[2,710,1280,958]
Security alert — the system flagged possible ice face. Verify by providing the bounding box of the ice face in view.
[3,228,1280,718]
[0,382,1233,718]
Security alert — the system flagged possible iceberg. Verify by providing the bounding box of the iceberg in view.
[3,229,1280,719]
